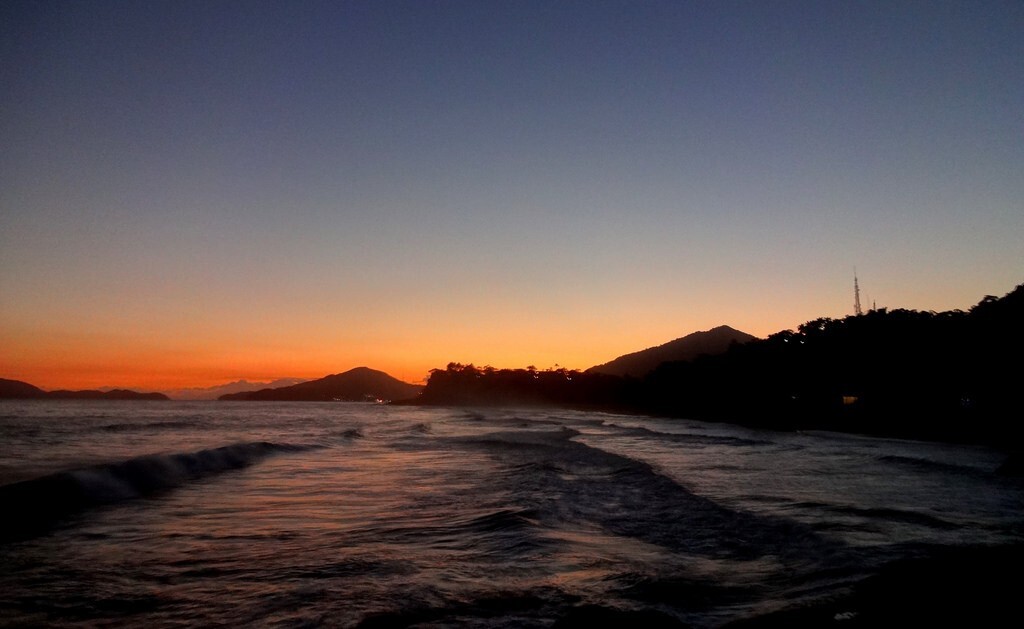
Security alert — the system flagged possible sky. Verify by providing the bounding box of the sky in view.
[2,0,1022,390]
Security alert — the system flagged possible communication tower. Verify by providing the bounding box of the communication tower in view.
[854,272,863,316]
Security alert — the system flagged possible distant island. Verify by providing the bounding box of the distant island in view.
[219,366,422,402]
[417,283,1024,446]
[0,379,169,401]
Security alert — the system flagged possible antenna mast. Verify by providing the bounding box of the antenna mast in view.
[853,271,863,316]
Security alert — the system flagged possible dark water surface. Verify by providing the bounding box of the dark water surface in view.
[1,401,1021,627]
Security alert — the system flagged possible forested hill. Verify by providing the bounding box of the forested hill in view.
[418,283,1023,445]
[642,282,1022,442]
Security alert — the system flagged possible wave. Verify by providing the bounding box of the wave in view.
[452,427,844,569]
[455,427,581,449]
[98,420,201,432]
[456,409,566,428]
[785,499,961,531]
[606,423,774,447]
[463,507,540,534]
[830,505,961,530]
[352,506,546,558]
[0,441,314,541]
[339,428,364,439]
[878,454,989,475]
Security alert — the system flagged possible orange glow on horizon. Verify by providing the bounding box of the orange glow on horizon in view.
[1,316,785,392]
[5,278,999,392]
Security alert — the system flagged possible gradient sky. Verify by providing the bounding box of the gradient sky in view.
[2,1,1022,389]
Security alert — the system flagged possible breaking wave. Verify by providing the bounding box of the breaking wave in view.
[0,441,314,541]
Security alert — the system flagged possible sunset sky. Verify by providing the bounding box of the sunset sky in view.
[2,1,1022,390]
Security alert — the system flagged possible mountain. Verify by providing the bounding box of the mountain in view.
[0,379,169,400]
[158,378,308,400]
[587,325,758,377]
[634,283,1024,443]
[219,367,422,402]
[0,378,47,398]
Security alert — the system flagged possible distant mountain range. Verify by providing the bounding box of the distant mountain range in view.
[587,325,757,377]
[157,378,309,400]
[218,367,422,402]
[0,379,169,400]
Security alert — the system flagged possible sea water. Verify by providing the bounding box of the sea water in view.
[1,401,1021,627]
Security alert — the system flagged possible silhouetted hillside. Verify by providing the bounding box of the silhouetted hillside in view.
[219,367,421,401]
[419,283,1024,446]
[588,325,758,376]
[641,283,1024,443]
[0,379,169,400]
[0,379,47,399]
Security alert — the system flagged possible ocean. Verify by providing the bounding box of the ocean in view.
[1,401,1021,627]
